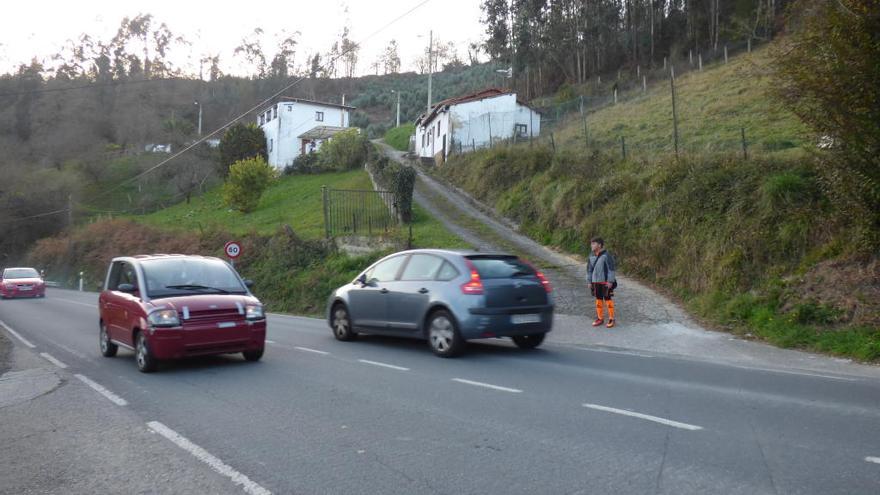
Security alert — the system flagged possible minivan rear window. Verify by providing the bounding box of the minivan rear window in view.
[466,256,536,279]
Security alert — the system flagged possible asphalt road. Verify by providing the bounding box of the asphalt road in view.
[1,289,879,494]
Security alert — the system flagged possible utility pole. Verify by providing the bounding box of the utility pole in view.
[426,29,433,116]
[194,101,202,136]
[392,90,400,127]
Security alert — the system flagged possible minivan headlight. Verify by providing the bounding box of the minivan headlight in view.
[148,309,180,327]
[246,304,265,320]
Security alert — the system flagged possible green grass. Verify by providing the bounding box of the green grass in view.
[384,124,415,151]
[409,201,471,250]
[553,46,810,157]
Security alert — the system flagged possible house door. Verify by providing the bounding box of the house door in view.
[442,135,446,159]
[301,139,311,155]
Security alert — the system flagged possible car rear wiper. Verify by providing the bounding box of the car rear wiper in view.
[511,271,535,277]
[164,284,230,294]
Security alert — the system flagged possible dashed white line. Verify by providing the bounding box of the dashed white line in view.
[866,456,880,465]
[75,374,128,406]
[0,320,36,348]
[358,359,409,371]
[40,352,68,369]
[452,378,523,393]
[295,346,329,355]
[147,421,271,495]
[51,297,98,308]
[583,403,703,431]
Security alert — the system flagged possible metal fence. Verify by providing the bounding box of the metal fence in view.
[322,187,399,238]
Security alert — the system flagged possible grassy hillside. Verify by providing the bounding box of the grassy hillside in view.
[435,48,878,361]
[551,47,810,157]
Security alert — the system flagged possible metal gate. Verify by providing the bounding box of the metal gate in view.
[322,187,398,238]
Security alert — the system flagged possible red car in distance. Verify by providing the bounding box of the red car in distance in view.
[0,267,46,299]
[98,254,266,373]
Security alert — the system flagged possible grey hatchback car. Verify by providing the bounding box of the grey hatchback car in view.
[327,249,554,357]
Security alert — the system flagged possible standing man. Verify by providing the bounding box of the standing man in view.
[587,237,617,328]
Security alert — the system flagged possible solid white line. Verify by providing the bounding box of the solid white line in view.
[734,366,860,382]
[358,359,409,371]
[147,421,271,495]
[0,320,36,348]
[51,297,98,308]
[295,346,329,355]
[866,457,880,465]
[75,374,128,406]
[583,403,703,431]
[40,352,68,369]
[452,378,523,393]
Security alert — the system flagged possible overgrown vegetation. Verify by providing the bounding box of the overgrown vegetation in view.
[218,123,268,178]
[384,124,415,151]
[222,156,277,213]
[366,152,416,223]
[316,129,370,171]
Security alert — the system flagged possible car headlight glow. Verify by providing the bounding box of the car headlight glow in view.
[245,304,264,320]
[148,309,180,327]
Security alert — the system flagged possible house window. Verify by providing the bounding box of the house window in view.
[287,105,292,111]
[273,106,278,119]
[269,138,273,152]
[436,125,440,137]
[315,111,324,122]
[259,115,264,125]
[515,124,528,137]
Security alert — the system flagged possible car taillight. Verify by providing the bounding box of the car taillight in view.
[522,259,553,293]
[461,260,484,295]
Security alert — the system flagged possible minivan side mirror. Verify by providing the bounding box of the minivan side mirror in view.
[117,283,136,293]
[355,274,367,286]
[244,279,254,289]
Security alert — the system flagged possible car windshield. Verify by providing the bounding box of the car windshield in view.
[140,258,246,298]
[3,268,39,279]
[466,256,536,279]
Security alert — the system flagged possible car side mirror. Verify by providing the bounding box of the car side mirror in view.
[244,279,254,289]
[117,283,136,293]
[355,274,367,286]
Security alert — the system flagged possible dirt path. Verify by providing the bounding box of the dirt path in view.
[376,142,880,378]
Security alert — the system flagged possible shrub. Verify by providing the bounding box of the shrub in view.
[222,156,277,213]
[218,123,267,178]
[284,152,322,175]
[318,129,370,171]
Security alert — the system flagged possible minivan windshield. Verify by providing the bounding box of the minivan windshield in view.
[140,258,246,298]
[3,268,39,279]
[466,256,536,279]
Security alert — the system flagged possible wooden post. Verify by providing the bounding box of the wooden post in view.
[724,45,728,64]
[689,50,693,66]
[671,66,679,159]
[583,115,589,149]
[699,53,703,71]
[741,127,748,160]
[621,136,627,160]
[643,75,647,93]
[748,38,752,53]
[614,88,618,104]
[550,132,556,153]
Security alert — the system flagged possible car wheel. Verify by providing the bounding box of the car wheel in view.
[135,332,158,373]
[331,304,357,341]
[99,323,118,357]
[512,333,546,349]
[427,310,464,358]
[243,348,264,362]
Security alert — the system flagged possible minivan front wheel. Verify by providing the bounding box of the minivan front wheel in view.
[331,304,357,341]
[99,323,118,357]
[512,333,546,350]
[427,310,464,358]
[135,332,158,373]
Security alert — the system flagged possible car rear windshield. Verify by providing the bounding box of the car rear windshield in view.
[3,268,39,279]
[140,258,246,298]
[466,256,536,279]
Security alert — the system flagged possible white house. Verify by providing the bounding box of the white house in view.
[257,97,355,169]
[414,88,540,162]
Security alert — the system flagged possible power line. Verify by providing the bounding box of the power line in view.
[1,0,435,226]
[0,77,183,98]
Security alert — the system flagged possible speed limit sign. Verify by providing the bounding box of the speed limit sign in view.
[224,241,242,259]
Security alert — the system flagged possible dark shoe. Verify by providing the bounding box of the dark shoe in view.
[592,318,604,327]
[606,319,615,328]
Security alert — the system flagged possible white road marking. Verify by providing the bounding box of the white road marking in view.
[295,346,329,355]
[0,320,36,348]
[51,297,98,308]
[732,366,860,382]
[358,359,409,371]
[265,340,277,344]
[583,403,703,431]
[147,421,271,495]
[866,457,880,465]
[40,352,68,369]
[57,343,90,360]
[452,378,523,393]
[75,374,128,406]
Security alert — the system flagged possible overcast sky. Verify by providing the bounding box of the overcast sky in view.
[0,0,486,77]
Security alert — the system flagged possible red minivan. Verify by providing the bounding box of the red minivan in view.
[98,255,266,372]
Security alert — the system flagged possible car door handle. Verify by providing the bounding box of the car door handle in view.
[379,288,389,294]
[418,288,429,294]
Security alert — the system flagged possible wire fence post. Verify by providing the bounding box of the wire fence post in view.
[741,127,748,160]
[620,136,627,160]
[699,53,703,71]
[643,75,647,93]
[583,115,589,149]
[724,45,729,64]
[748,37,752,53]
[321,186,329,239]
[671,66,680,159]
[550,132,556,153]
